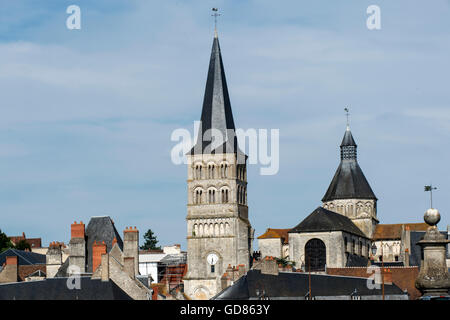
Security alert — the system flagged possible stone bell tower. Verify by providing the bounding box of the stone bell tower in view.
[183,31,254,300]
[322,124,379,238]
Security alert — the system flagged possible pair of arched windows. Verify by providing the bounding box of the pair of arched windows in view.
[220,163,228,178]
[207,164,215,179]
[237,185,246,205]
[194,187,230,204]
[221,189,229,203]
[194,163,229,180]
[208,189,216,203]
[237,165,246,181]
[194,165,203,179]
[194,189,203,204]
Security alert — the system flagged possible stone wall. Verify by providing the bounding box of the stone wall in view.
[258,238,282,259]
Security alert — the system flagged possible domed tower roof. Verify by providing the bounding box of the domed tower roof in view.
[322,126,377,202]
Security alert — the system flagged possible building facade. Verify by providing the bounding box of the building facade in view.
[183,32,254,300]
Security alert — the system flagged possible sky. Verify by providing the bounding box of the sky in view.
[0,0,449,249]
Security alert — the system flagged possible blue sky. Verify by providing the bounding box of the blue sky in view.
[0,0,449,249]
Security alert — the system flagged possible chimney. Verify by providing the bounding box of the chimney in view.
[404,248,410,267]
[46,242,63,278]
[69,221,86,274]
[123,227,139,276]
[152,286,159,300]
[92,241,107,272]
[6,256,17,266]
[124,257,135,279]
[101,253,109,282]
[237,264,246,278]
[383,268,393,285]
[0,256,18,283]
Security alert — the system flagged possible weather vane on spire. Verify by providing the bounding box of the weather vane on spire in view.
[344,107,350,129]
[424,184,437,208]
[212,8,221,37]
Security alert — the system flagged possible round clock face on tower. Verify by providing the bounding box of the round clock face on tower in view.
[207,253,219,265]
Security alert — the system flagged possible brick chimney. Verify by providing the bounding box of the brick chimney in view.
[123,226,139,276]
[69,221,86,274]
[0,256,18,283]
[92,241,107,272]
[383,268,393,285]
[46,241,63,278]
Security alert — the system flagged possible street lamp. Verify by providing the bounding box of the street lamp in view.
[371,242,385,300]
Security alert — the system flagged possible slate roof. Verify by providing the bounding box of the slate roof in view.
[189,34,244,155]
[289,207,367,238]
[372,223,428,240]
[85,216,123,273]
[213,269,407,300]
[0,277,132,300]
[0,249,46,266]
[346,254,369,267]
[322,127,377,202]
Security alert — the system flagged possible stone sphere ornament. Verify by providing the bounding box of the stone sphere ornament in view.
[424,208,440,226]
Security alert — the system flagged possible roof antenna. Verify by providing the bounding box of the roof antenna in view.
[344,107,350,131]
[212,8,220,38]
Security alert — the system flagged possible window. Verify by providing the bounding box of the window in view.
[344,238,348,252]
[359,241,362,256]
[211,265,215,273]
[208,189,216,203]
[305,239,326,272]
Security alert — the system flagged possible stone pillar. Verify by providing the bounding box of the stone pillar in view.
[123,227,139,276]
[46,242,63,278]
[415,208,450,297]
[69,221,86,274]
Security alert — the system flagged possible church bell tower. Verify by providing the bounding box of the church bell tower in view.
[183,31,254,300]
[322,124,379,238]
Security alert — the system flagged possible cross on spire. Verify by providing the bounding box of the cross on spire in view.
[344,107,350,130]
[212,8,221,38]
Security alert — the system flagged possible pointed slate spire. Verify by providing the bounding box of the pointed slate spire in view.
[340,126,357,160]
[322,126,377,202]
[190,34,239,154]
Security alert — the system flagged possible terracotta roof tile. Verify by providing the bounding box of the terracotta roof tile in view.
[373,223,428,240]
[257,228,291,244]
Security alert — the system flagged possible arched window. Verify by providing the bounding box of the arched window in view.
[305,239,326,272]
[194,189,203,204]
[193,224,198,236]
[208,189,216,203]
[208,164,215,179]
[237,187,240,204]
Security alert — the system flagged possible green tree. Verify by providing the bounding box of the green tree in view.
[0,229,13,253]
[14,239,31,251]
[140,229,161,250]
